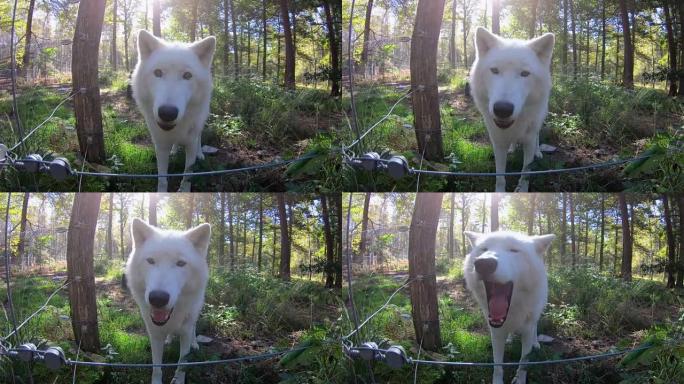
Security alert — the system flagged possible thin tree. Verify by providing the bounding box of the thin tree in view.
[449,0,457,69]
[599,194,605,271]
[277,194,291,281]
[561,193,567,259]
[360,0,374,78]
[262,0,268,79]
[663,0,678,96]
[279,0,295,89]
[107,193,113,259]
[448,193,455,259]
[21,0,36,76]
[258,195,264,272]
[148,193,158,226]
[219,193,226,265]
[600,0,606,79]
[570,0,577,76]
[570,193,576,267]
[358,193,371,264]
[492,0,500,35]
[408,193,443,351]
[410,0,446,161]
[16,193,29,267]
[152,0,161,37]
[72,0,107,163]
[527,194,536,235]
[230,0,239,78]
[562,0,568,71]
[663,195,676,288]
[676,195,684,287]
[618,0,633,88]
[324,0,341,96]
[321,195,335,288]
[490,193,500,231]
[111,0,117,71]
[618,193,632,281]
[66,193,102,352]
[334,194,343,288]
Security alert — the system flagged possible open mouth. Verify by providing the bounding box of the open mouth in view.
[150,307,173,326]
[494,119,514,129]
[483,281,513,328]
[157,121,176,131]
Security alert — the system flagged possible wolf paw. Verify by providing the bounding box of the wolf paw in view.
[511,372,527,384]
[178,181,191,192]
[196,151,205,161]
[514,180,529,192]
[534,150,543,159]
[170,371,186,384]
[191,340,200,350]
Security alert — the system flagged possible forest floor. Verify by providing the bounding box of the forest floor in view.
[344,265,684,383]
[341,73,684,192]
[0,76,344,192]
[0,266,345,384]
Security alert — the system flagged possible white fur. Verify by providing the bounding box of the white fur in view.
[470,28,555,192]
[463,231,555,384]
[125,218,211,384]
[132,30,216,192]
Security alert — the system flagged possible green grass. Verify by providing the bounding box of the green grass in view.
[342,266,683,383]
[0,77,343,191]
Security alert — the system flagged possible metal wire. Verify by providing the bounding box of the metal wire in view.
[3,280,70,341]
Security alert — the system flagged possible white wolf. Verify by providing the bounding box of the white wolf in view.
[126,218,211,384]
[463,231,555,384]
[132,30,216,192]
[470,27,555,192]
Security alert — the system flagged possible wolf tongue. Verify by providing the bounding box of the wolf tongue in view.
[488,284,508,320]
[151,309,169,323]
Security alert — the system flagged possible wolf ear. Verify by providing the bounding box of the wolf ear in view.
[474,27,500,57]
[131,218,157,248]
[185,223,211,256]
[464,231,481,247]
[137,30,163,61]
[191,36,216,68]
[527,33,555,63]
[531,234,555,255]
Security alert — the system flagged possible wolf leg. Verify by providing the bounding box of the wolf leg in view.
[170,328,193,384]
[491,328,506,384]
[155,142,172,192]
[150,332,165,384]
[512,325,536,384]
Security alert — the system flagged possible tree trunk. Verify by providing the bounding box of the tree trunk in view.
[663,0,678,96]
[449,0,457,69]
[561,193,567,259]
[461,194,468,257]
[492,0,501,35]
[570,194,576,267]
[324,0,341,97]
[358,193,371,264]
[527,194,536,235]
[490,193,500,231]
[228,195,234,268]
[410,0,446,162]
[663,195,676,288]
[186,194,194,228]
[223,0,230,76]
[676,195,684,287]
[190,0,198,41]
[601,0,606,80]
[570,0,577,76]
[21,0,36,75]
[16,193,29,267]
[448,193,455,259]
[618,193,632,281]
[279,0,295,89]
[219,194,226,266]
[67,193,102,352]
[111,0,117,72]
[360,0,374,78]
[262,0,268,79]
[321,195,335,288]
[334,194,343,288]
[148,194,158,226]
[107,193,113,259]
[72,0,107,163]
[152,0,161,37]
[258,195,263,272]
[618,0,634,88]
[677,2,684,97]
[408,193,443,351]
[230,0,239,78]
[462,0,469,68]
[599,194,605,271]
[277,194,290,281]
[529,0,538,39]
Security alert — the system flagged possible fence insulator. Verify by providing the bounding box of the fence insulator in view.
[0,143,7,164]
[359,342,379,361]
[384,345,408,369]
[18,154,44,173]
[386,156,409,179]
[359,152,381,171]
[48,157,72,181]
[15,343,37,362]
[343,344,361,359]
[43,346,66,370]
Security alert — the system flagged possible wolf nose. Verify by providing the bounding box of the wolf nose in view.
[148,290,170,308]
[158,105,179,122]
[493,101,514,119]
[474,258,497,275]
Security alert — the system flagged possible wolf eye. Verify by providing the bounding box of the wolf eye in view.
[183,72,192,80]
[154,69,163,77]
[481,247,488,252]
[490,68,499,75]
[510,248,520,253]
[520,70,530,77]
[176,260,186,267]
[146,258,155,264]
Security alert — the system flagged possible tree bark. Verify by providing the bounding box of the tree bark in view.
[599,194,605,271]
[570,193,576,267]
[324,0,341,96]
[219,193,226,266]
[67,193,102,352]
[601,0,606,80]
[230,0,239,78]
[321,195,335,288]
[334,194,343,288]
[663,195,676,288]
[410,0,446,162]
[107,193,113,259]
[21,0,36,75]
[258,195,264,272]
[492,0,501,35]
[262,0,268,79]
[223,0,230,76]
[360,0,374,78]
[17,193,29,267]
[190,0,198,41]
[527,194,536,235]
[277,194,291,281]
[663,0,678,96]
[111,0,117,72]
[561,193,567,259]
[358,193,371,264]
[72,0,107,163]
[449,0,457,69]
[619,193,632,281]
[148,193,158,226]
[448,193,455,259]
[570,0,577,76]
[529,0,539,39]
[490,193,500,231]
[462,0,469,68]
[152,0,161,37]
[279,0,295,89]
[676,195,684,287]
[228,195,234,268]
[618,0,634,88]
[408,193,443,351]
